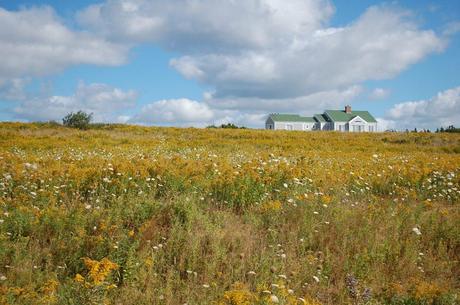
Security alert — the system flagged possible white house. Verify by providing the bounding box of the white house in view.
[266,106,378,132]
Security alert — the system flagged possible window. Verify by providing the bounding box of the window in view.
[286,124,293,130]
[369,126,374,132]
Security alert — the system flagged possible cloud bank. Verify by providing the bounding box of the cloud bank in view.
[384,86,460,130]
[0,1,455,128]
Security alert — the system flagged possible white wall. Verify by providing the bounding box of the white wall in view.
[274,121,314,131]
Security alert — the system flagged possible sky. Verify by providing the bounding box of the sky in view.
[0,0,459,130]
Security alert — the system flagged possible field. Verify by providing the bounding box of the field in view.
[0,123,459,305]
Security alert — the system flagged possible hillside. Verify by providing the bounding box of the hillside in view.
[0,123,459,305]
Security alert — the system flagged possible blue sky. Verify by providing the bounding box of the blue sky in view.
[0,0,459,129]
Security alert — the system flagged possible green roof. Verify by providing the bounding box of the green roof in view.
[269,114,315,123]
[313,114,327,123]
[324,110,377,123]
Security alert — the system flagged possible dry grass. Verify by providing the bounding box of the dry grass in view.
[0,122,459,305]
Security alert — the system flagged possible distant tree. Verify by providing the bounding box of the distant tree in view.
[206,123,247,129]
[62,111,93,130]
[435,126,460,133]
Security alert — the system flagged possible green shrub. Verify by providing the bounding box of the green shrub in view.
[62,111,93,130]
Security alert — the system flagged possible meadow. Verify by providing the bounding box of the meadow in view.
[0,122,459,305]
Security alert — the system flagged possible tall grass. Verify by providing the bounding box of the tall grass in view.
[0,123,459,304]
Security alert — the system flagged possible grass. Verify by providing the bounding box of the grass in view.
[0,122,459,305]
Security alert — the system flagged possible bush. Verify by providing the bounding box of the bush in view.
[62,111,93,130]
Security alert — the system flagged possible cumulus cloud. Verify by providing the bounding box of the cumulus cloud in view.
[0,6,128,80]
[77,1,445,103]
[385,86,460,130]
[77,0,335,50]
[171,6,444,99]
[13,82,138,122]
[132,99,215,126]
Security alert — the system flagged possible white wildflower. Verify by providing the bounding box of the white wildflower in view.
[270,295,280,303]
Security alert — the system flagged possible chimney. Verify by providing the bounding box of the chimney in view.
[345,105,352,113]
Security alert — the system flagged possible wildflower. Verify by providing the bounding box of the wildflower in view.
[74,273,85,283]
[362,287,372,302]
[270,295,280,303]
[345,274,358,299]
[262,290,271,294]
[0,275,6,281]
[202,284,210,288]
[312,276,320,283]
[278,274,287,279]
[247,271,256,276]
[412,227,422,235]
[283,183,288,188]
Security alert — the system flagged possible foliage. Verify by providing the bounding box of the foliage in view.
[0,122,459,304]
[62,110,93,130]
[436,125,460,133]
[207,123,247,129]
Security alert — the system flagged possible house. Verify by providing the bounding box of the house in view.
[265,105,378,132]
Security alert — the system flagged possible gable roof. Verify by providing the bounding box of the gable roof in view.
[324,110,377,123]
[313,114,328,123]
[268,114,315,123]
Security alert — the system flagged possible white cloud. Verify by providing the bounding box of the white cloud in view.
[369,88,390,100]
[385,86,460,130]
[13,82,137,122]
[169,6,444,99]
[77,1,445,103]
[132,99,214,126]
[0,6,128,80]
[78,0,335,50]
